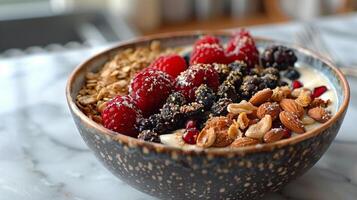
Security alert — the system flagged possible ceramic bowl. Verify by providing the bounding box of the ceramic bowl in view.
[66,31,350,200]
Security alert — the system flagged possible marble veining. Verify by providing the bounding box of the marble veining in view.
[1,14,357,200]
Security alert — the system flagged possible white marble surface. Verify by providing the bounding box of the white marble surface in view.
[1,14,357,200]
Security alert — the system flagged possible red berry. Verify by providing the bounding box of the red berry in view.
[225,29,259,68]
[194,35,220,49]
[149,54,187,78]
[102,95,141,137]
[175,64,220,101]
[185,120,197,129]
[182,128,199,144]
[312,86,328,98]
[292,80,303,89]
[130,68,174,116]
[190,43,228,65]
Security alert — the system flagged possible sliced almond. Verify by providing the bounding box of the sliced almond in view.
[237,112,250,130]
[230,137,260,148]
[245,115,272,140]
[196,127,216,148]
[228,124,243,139]
[257,102,281,120]
[280,98,304,118]
[279,111,305,134]
[249,88,273,106]
[308,107,332,123]
[263,128,285,143]
[227,100,257,115]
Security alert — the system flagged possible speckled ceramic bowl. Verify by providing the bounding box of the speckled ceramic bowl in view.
[66,31,350,200]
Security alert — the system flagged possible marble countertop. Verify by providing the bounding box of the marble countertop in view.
[1,14,357,200]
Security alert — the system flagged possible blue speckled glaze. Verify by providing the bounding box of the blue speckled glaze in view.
[67,32,349,200]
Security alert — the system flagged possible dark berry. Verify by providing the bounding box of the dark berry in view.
[278,81,288,87]
[210,98,233,116]
[226,70,243,89]
[175,64,220,101]
[166,92,186,106]
[130,68,174,116]
[312,86,328,98]
[228,61,249,76]
[239,75,262,99]
[261,45,297,70]
[195,84,216,109]
[180,102,205,119]
[159,103,185,131]
[284,67,300,80]
[260,74,279,89]
[182,128,199,144]
[102,95,141,137]
[185,120,197,129]
[138,130,161,143]
[292,80,303,89]
[213,63,231,83]
[261,67,280,78]
[217,81,239,102]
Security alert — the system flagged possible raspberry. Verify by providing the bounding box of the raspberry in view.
[194,35,220,49]
[312,86,328,98]
[175,64,220,101]
[149,54,187,78]
[226,29,259,68]
[102,95,141,137]
[130,68,174,116]
[190,43,228,65]
[292,80,303,89]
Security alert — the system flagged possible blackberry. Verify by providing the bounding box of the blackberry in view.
[210,98,233,116]
[166,92,186,106]
[261,67,280,78]
[138,130,161,143]
[283,67,300,80]
[213,63,231,83]
[180,102,205,119]
[278,81,289,87]
[136,116,155,133]
[261,45,297,70]
[239,75,262,99]
[217,81,239,102]
[228,61,249,76]
[195,84,216,109]
[226,70,243,89]
[160,103,185,129]
[260,74,279,89]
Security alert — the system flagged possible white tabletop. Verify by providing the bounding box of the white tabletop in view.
[1,13,357,200]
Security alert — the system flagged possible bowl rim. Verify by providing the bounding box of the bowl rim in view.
[66,30,350,156]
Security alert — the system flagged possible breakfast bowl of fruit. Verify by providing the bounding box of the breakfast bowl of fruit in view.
[66,30,349,200]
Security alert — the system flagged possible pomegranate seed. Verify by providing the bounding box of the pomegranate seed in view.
[292,80,303,89]
[185,120,196,129]
[312,86,328,98]
[182,128,199,144]
[281,128,292,139]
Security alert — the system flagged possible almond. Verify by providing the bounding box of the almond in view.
[307,107,332,123]
[237,112,250,130]
[227,100,257,114]
[245,115,272,140]
[196,127,216,148]
[263,128,285,143]
[249,88,273,106]
[280,98,304,118]
[257,102,281,120]
[279,111,305,134]
[230,137,260,148]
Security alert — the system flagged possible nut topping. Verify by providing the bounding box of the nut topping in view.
[245,115,272,140]
[249,88,273,106]
[237,112,250,130]
[257,102,281,120]
[227,100,258,115]
[280,98,304,118]
[279,111,305,133]
[263,128,285,143]
[308,107,332,123]
[230,137,260,148]
[196,127,216,148]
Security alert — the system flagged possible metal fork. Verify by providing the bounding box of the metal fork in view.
[296,23,357,77]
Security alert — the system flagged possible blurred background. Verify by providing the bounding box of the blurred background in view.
[0,0,356,58]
